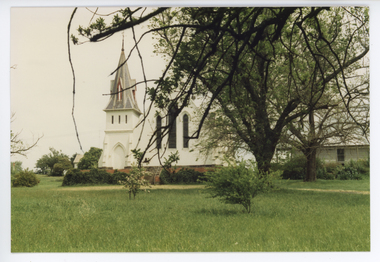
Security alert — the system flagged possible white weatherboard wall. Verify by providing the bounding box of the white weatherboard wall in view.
[132,102,220,168]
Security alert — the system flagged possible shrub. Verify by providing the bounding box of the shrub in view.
[51,163,65,176]
[336,166,362,180]
[159,168,204,184]
[62,168,129,186]
[118,166,151,200]
[323,162,341,179]
[111,170,128,184]
[281,156,306,180]
[347,159,369,177]
[12,169,40,187]
[177,168,204,183]
[281,156,326,180]
[203,161,274,213]
[159,151,180,184]
[62,169,84,186]
[159,169,172,184]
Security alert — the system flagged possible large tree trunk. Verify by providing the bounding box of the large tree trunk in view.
[254,139,277,175]
[305,148,317,182]
[304,108,317,182]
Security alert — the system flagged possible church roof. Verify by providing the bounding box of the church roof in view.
[105,46,141,113]
[73,154,83,164]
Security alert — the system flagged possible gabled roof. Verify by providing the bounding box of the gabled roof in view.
[73,154,84,164]
[105,47,141,114]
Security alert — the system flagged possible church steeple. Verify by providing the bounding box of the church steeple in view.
[104,38,140,113]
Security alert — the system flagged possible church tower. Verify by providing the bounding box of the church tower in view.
[98,40,141,169]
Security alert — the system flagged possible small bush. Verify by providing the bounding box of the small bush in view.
[336,166,362,180]
[347,159,369,177]
[159,168,205,184]
[281,156,306,180]
[12,169,40,187]
[119,166,151,200]
[51,163,65,176]
[159,169,172,185]
[203,161,274,213]
[62,168,125,186]
[281,156,326,180]
[62,169,84,186]
[111,170,128,184]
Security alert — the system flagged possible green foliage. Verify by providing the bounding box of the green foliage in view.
[147,7,368,174]
[280,158,369,181]
[119,166,151,200]
[71,7,368,176]
[159,168,204,184]
[11,161,23,176]
[51,158,73,176]
[281,156,326,180]
[77,147,103,170]
[203,161,274,213]
[35,147,71,175]
[62,169,126,186]
[70,153,77,167]
[335,166,362,180]
[347,159,369,177]
[12,169,40,187]
[131,148,144,164]
[158,169,171,184]
[159,151,181,184]
[163,151,180,170]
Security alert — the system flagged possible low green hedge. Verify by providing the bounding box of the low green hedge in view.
[159,168,205,184]
[280,156,369,180]
[62,169,127,186]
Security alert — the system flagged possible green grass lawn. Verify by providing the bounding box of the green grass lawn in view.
[11,175,370,252]
[275,178,370,192]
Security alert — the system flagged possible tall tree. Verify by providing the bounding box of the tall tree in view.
[35,148,71,175]
[70,7,369,174]
[279,7,369,181]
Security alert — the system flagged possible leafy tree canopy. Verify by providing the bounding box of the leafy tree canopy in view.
[77,147,103,170]
[35,147,71,175]
[70,7,369,174]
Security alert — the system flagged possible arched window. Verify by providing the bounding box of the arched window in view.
[156,115,162,149]
[183,114,189,148]
[168,107,177,149]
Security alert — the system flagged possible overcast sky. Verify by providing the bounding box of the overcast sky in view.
[2,1,380,262]
[9,6,166,170]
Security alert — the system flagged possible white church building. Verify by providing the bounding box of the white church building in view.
[97,44,221,171]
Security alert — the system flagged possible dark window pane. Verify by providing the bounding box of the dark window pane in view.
[183,114,189,148]
[168,108,176,148]
[337,149,345,162]
[156,116,162,149]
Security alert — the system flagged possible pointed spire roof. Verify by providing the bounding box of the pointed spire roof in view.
[105,42,141,114]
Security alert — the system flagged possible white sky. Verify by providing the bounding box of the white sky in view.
[2,1,380,262]
[9,6,166,170]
